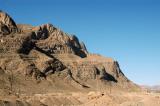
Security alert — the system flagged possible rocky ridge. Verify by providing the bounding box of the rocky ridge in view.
[0,11,139,96]
[0,11,18,35]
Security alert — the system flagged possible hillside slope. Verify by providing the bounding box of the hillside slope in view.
[0,11,139,99]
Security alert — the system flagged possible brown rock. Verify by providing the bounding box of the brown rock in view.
[0,11,18,35]
[0,11,139,93]
[0,67,4,74]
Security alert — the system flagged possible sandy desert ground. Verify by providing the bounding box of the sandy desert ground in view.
[0,91,160,106]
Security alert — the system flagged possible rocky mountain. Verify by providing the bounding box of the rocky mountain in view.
[0,10,139,99]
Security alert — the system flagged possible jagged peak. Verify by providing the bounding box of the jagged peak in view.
[0,11,18,35]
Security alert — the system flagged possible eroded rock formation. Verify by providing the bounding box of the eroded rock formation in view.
[0,11,18,35]
[0,11,138,94]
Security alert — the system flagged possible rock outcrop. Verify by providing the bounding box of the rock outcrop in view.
[0,11,18,35]
[0,11,139,95]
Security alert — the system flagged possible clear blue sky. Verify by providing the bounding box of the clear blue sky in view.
[1,0,160,85]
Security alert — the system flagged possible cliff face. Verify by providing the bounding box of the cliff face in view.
[0,11,18,35]
[0,11,138,94]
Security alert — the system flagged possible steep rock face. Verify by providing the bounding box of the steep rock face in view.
[32,24,56,40]
[15,23,88,57]
[57,54,129,89]
[0,11,18,35]
[34,24,88,57]
[0,11,138,94]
